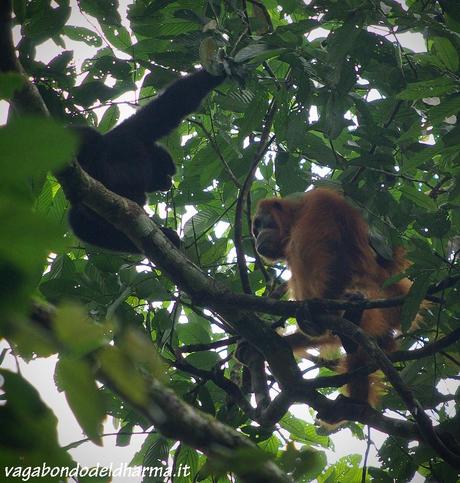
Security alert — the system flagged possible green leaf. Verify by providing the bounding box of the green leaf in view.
[234,43,286,63]
[286,111,308,151]
[327,19,361,68]
[399,186,436,211]
[0,200,64,322]
[130,433,172,467]
[0,370,73,468]
[133,272,172,300]
[72,80,116,106]
[319,454,362,483]
[98,104,120,133]
[177,317,211,345]
[428,95,460,124]
[79,0,121,25]
[379,437,417,481]
[183,206,222,239]
[174,445,199,483]
[55,357,105,444]
[278,442,327,481]
[0,72,24,100]
[53,304,109,356]
[23,3,71,42]
[63,25,102,46]
[238,92,269,138]
[407,238,443,271]
[258,435,281,456]
[275,152,309,196]
[300,132,338,166]
[322,91,352,139]
[100,23,132,51]
[414,209,451,238]
[397,78,460,100]
[431,36,459,72]
[185,351,220,371]
[271,19,319,42]
[200,238,228,266]
[13,0,26,23]
[295,447,327,481]
[404,143,460,169]
[155,19,199,37]
[97,346,148,406]
[280,414,330,447]
[368,467,394,483]
[116,422,133,447]
[401,272,431,331]
[0,118,77,181]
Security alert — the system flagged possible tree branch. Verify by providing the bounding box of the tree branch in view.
[0,0,49,117]
[179,336,239,353]
[312,314,460,468]
[99,368,291,483]
[173,352,256,420]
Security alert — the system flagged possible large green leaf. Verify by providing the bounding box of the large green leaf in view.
[55,357,105,445]
[63,26,102,46]
[397,78,460,100]
[431,36,459,72]
[0,117,77,182]
[0,370,74,471]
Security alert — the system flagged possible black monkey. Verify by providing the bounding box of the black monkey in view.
[69,69,225,253]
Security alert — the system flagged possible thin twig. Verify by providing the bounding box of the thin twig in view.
[234,98,277,293]
[362,426,371,483]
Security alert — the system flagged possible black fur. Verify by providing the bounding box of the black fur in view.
[69,70,225,253]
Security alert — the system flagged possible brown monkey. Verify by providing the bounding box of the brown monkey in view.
[252,188,412,406]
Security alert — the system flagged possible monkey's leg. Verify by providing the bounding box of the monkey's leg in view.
[69,205,180,253]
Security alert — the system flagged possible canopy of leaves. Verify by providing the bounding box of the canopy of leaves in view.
[1,0,460,482]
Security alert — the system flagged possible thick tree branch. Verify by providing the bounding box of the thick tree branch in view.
[0,1,49,117]
[102,375,293,483]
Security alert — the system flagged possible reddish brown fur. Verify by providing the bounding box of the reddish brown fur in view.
[254,188,411,406]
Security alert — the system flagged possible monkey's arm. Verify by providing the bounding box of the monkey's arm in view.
[115,70,225,143]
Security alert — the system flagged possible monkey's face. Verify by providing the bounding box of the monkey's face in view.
[252,206,286,261]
